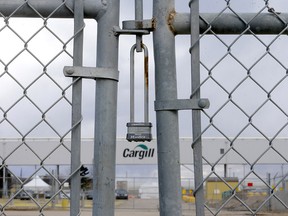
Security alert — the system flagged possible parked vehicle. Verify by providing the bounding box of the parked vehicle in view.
[85,190,93,200]
[44,191,52,199]
[15,190,33,200]
[115,189,128,200]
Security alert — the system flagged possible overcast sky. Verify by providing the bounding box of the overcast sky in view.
[1,0,288,138]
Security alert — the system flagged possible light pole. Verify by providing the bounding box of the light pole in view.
[2,142,7,198]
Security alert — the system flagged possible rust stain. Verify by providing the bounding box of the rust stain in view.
[144,55,149,89]
[168,9,176,34]
[135,20,143,29]
[151,17,156,29]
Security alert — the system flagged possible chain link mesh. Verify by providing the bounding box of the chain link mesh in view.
[193,0,288,215]
[1,0,288,215]
[0,1,83,215]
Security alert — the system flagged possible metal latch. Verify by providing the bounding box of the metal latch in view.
[126,44,152,142]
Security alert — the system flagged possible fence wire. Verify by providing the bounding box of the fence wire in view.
[0,1,81,215]
[193,0,288,215]
[2,0,288,216]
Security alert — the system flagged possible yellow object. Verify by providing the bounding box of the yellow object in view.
[206,177,239,201]
[182,195,195,203]
[61,199,69,208]
[182,188,187,195]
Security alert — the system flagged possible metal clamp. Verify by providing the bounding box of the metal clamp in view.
[113,26,150,36]
[63,66,119,81]
[154,98,210,111]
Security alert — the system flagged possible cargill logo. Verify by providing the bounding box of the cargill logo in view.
[123,144,155,160]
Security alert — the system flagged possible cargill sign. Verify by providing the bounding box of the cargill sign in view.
[1,137,288,165]
[118,141,157,164]
[122,144,155,160]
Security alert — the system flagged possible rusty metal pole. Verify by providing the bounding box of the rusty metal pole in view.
[153,0,182,215]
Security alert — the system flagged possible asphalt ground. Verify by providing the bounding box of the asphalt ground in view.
[5,209,288,216]
[2,199,288,215]
[1,209,161,216]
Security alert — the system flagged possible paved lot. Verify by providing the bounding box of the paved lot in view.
[3,199,288,215]
[1,210,161,216]
[5,209,288,216]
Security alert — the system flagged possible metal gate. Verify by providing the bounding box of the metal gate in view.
[1,0,288,216]
[190,1,288,215]
[0,0,119,216]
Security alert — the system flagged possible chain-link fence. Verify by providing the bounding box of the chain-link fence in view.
[190,0,288,215]
[0,1,86,215]
[1,0,288,216]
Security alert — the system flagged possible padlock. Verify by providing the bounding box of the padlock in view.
[126,122,152,142]
[126,43,152,142]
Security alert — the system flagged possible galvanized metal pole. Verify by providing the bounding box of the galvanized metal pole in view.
[267,173,271,211]
[92,0,119,215]
[172,13,288,35]
[153,0,182,215]
[135,0,143,52]
[3,166,6,198]
[70,0,84,215]
[0,0,106,18]
[190,0,205,215]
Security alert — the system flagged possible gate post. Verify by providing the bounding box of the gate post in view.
[190,0,205,215]
[92,0,119,215]
[70,0,84,215]
[153,0,182,215]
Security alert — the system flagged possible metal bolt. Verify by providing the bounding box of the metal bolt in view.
[66,68,74,75]
[198,99,207,109]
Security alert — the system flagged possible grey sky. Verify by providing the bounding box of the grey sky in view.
[1,1,288,178]
[0,0,287,138]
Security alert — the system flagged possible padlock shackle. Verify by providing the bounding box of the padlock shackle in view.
[130,43,149,123]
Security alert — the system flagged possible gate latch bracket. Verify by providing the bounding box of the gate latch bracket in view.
[63,66,119,81]
[154,98,210,111]
[113,19,154,36]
